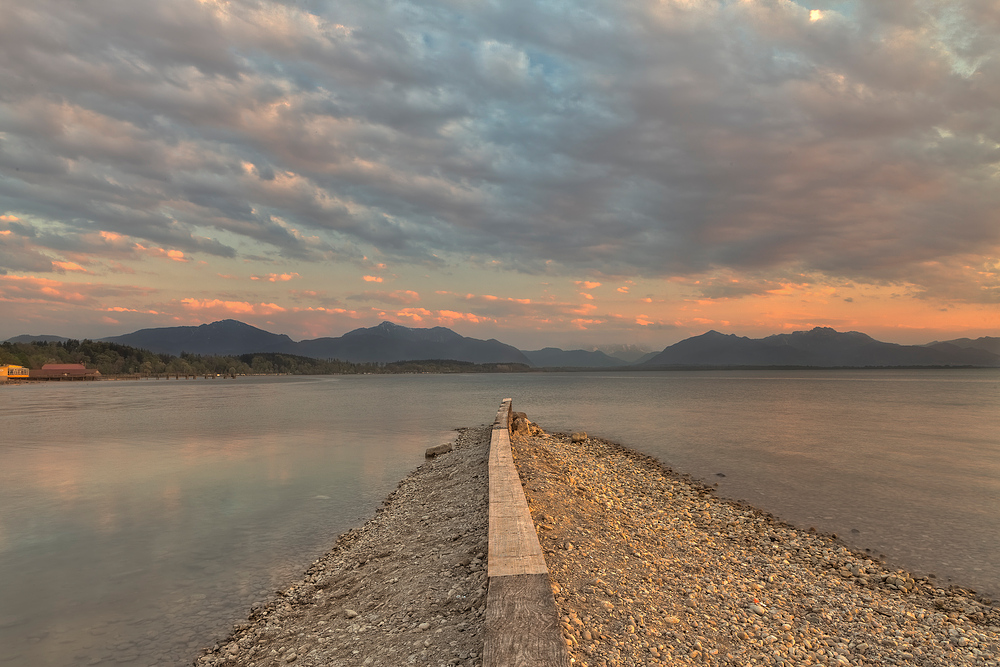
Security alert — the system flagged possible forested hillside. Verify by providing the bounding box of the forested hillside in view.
[0,340,529,376]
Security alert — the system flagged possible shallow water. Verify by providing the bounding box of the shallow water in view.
[1,369,997,665]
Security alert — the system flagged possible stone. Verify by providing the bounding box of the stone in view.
[425,443,453,458]
[345,609,359,618]
[571,432,588,443]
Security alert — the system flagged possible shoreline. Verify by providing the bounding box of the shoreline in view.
[194,417,998,667]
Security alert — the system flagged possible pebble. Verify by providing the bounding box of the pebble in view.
[511,426,1000,667]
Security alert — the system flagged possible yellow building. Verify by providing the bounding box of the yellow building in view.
[1,364,30,381]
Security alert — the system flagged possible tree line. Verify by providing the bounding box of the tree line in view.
[0,340,530,376]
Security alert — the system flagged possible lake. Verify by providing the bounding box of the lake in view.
[1,370,998,666]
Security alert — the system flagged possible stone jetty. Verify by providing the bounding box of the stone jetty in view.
[194,414,999,667]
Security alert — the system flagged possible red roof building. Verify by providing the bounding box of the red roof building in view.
[29,364,101,380]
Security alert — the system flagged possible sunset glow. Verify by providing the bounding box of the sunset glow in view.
[1,0,997,348]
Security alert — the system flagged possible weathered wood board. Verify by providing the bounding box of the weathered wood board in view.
[484,398,570,667]
[483,573,570,667]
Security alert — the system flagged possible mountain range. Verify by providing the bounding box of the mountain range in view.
[641,328,1000,368]
[6,321,999,368]
[98,319,531,365]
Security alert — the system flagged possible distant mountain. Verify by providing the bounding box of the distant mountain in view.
[927,336,1000,356]
[521,347,627,368]
[102,320,298,356]
[642,327,1000,368]
[588,344,652,364]
[296,321,531,364]
[633,350,661,365]
[5,334,70,344]
[99,319,530,365]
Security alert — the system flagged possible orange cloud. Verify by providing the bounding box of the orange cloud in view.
[394,307,432,322]
[133,243,189,262]
[105,306,160,314]
[391,308,490,326]
[575,281,601,290]
[617,286,629,293]
[436,310,485,324]
[52,260,89,273]
[251,272,300,282]
[363,275,384,283]
[180,299,287,315]
[351,290,420,305]
[295,306,358,316]
[464,294,532,305]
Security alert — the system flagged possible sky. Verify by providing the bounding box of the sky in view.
[1,0,998,350]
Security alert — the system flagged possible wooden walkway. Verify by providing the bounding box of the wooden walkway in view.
[483,399,570,667]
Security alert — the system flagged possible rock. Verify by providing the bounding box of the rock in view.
[571,432,587,443]
[425,443,453,458]
[345,609,359,618]
[511,413,531,434]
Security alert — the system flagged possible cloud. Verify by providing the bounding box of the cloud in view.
[347,290,421,305]
[362,275,384,283]
[0,0,997,308]
[251,272,300,282]
[180,298,287,315]
[0,274,157,306]
[391,308,488,326]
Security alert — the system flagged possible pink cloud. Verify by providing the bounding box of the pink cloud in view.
[0,275,155,306]
[105,306,160,314]
[180,299,287,315]
[363,275,384,283]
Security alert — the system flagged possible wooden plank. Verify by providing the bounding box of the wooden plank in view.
[484,398,569,667]
[483,573,571,667]
[488,401,547,578]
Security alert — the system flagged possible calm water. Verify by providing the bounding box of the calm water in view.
[1,370,998,666]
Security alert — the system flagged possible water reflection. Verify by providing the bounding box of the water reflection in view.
[2,370,998,666]
[0,377,460,667]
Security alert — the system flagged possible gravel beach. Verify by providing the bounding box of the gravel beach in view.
[194,416,999,667]
[510,421,1000,667]
[194,426,492,667]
